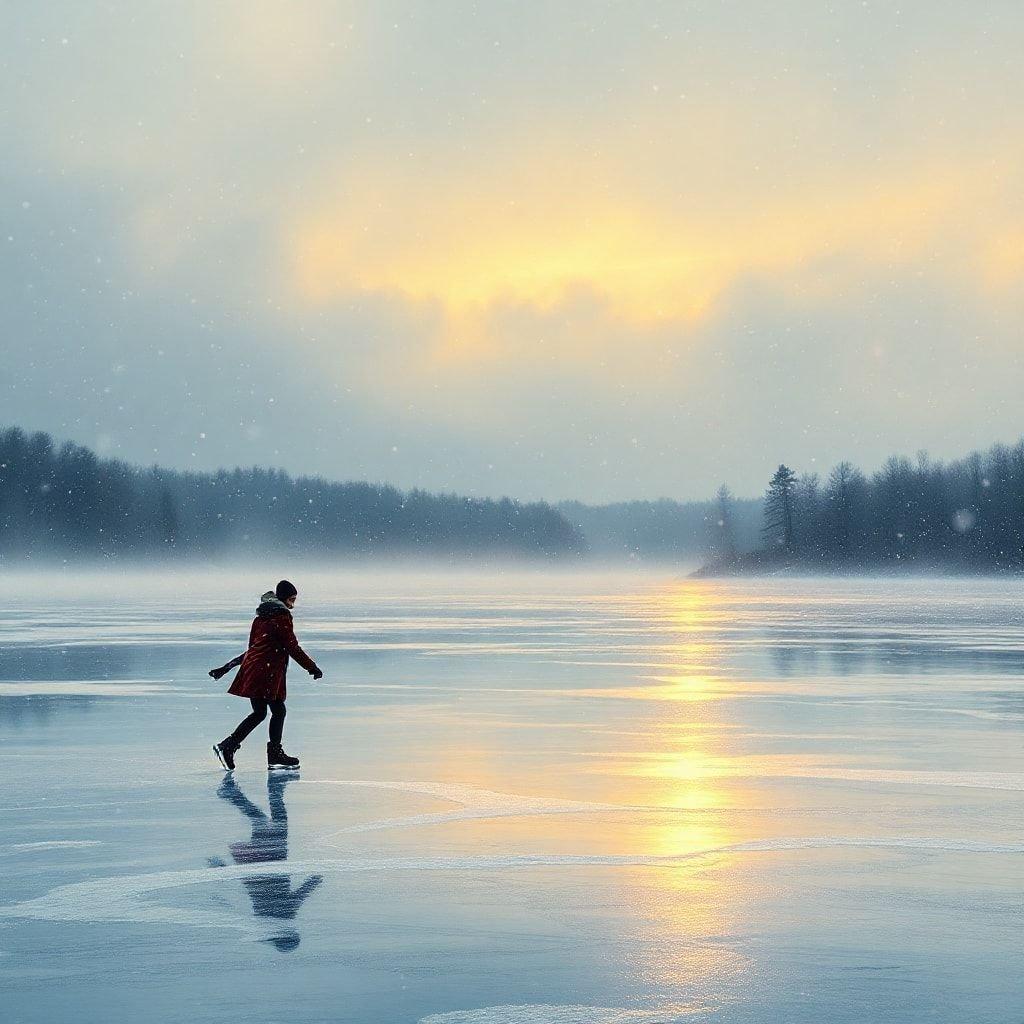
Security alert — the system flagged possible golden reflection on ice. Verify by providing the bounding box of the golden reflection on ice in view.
[609,583,755,986]
[373,581,822,990]
[656,673,721,700]
[596,580,828,989]
[668,584,717,628]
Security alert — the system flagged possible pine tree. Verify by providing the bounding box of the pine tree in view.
[763,464,798,550]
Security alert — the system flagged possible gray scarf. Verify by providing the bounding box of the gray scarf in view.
[256,591,291,618]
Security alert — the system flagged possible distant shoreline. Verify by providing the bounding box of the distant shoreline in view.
[692,552,1024,579]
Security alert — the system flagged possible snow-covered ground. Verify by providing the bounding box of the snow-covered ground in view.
[2,571,1022,1023]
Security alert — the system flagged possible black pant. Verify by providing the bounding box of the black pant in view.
[230,698,286,745]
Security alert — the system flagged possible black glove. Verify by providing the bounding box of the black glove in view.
[310,667,323,680]
[209,655,245,681]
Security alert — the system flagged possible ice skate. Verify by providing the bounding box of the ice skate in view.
[267,742,299,770]
[213,737,239,771]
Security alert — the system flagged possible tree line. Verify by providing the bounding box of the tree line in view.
[0,427,584,561]
[710,442,1024,572]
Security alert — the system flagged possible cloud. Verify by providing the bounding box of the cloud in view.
[288,144,1015,333]
[3,2,1024,501]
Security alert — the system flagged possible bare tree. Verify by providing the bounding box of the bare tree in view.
[826,461,859,556]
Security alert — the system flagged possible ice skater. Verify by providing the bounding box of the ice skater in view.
[212,580,323,771]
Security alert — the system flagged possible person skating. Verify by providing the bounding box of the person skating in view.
[213,580,323,771]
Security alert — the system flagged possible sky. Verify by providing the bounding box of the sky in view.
[2,1,1023,503]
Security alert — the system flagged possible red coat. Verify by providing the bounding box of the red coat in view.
[228,609,318,702]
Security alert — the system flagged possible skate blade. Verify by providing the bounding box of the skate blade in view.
[268,764,300,771]
[213,745,233,771]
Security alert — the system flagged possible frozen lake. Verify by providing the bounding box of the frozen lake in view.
[2,570,1022,1024]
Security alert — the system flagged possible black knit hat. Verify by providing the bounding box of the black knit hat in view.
[275,579,298,600]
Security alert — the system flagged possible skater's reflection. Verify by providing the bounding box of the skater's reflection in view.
[210,774,322,952]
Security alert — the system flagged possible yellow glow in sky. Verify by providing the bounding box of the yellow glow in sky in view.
[288,151,1015,359]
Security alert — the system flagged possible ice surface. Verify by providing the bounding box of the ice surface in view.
[0,681,176,696]
[2,841,103,854]
[418,1006,683,1024]
[5,835,1021,938]
[1,571,1022,1023]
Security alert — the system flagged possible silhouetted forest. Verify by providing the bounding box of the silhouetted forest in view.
[0,427,583,561]
[703,442,1024,574]
[10,425,1024,571]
